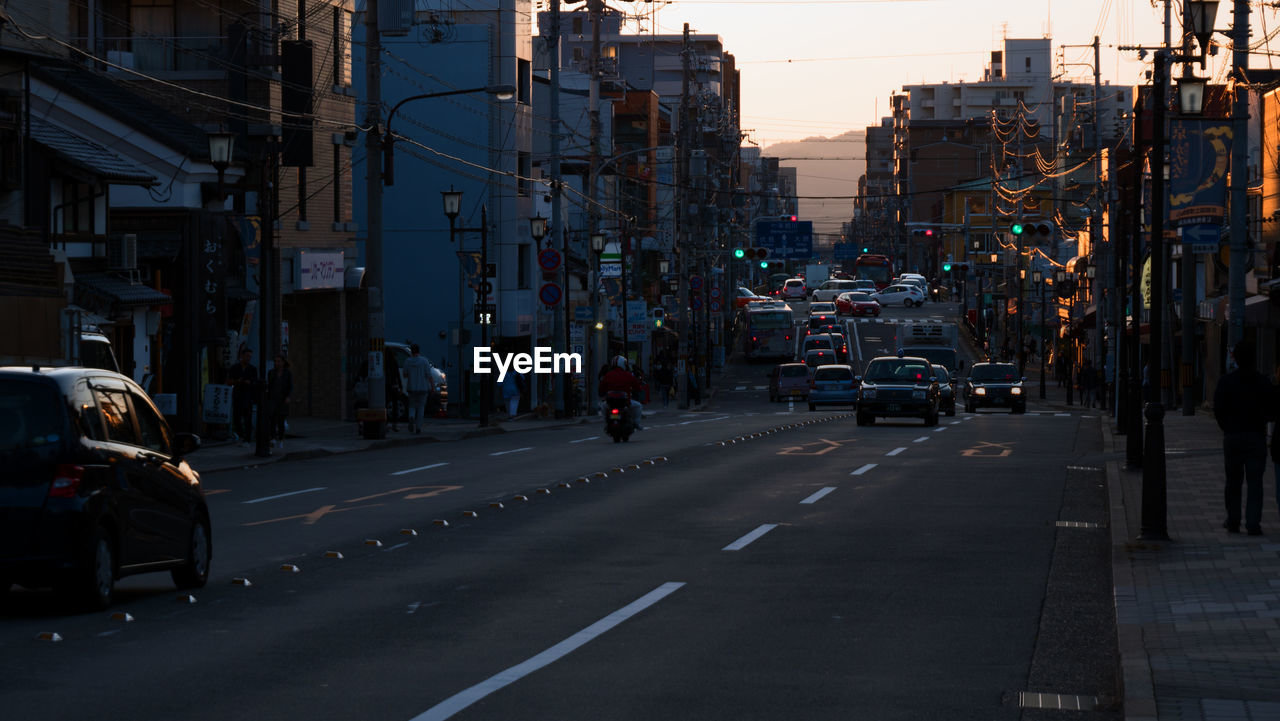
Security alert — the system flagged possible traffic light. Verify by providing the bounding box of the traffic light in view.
[1011,223,1025,236]
[910,228,936,238]
[759,259,769,269]
[861,246,870,253]
[942,262,952,273]
[734,247,769,261]
[734,247,745,259]
[652,308,665,328]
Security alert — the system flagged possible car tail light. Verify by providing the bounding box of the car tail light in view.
[785,334,791,341]
[751,335,758,342]
[49,464,85,498]
[809,378,817,389]
[610,408,620,416]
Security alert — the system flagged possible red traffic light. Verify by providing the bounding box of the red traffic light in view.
[788,215,797,222]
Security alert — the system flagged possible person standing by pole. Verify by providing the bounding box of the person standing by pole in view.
[227,347,258,447]
[266,353,292,449]
[403,343,432,434]
[1213,340,1275,535]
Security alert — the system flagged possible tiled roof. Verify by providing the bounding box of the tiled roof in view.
[75,272,172,308]
[28,117,157,185]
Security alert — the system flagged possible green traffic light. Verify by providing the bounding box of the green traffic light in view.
[943,263,952,272]
[759,260,769,269]
[1011,223,1025,235]
[861,247,869,253]
[734,248,746,259]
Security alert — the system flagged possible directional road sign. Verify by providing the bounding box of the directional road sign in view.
[755,219,814,260]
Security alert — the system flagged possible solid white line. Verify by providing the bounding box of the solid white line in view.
[241,487,326,504]
[800,487,837,504]
[723,524,779,551]
[885,447,907,456]
[490,447,533,456]
[1055,413,1071,417]
[913,436,929,443]
[934,426,948,432]
[411,582,685,721]
[569,436,600,444]
[850,463,877,475]
[391,462,449,476]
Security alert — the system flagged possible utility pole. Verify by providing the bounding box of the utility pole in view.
[1141,47,1169,540]
[548,0,569,416]
[1092,36,1105,401]
[1179,8,1197,416]
[587,0,604,412]
[363,0,388,439]
[1227,0,1249,347]
[676,24,692,407]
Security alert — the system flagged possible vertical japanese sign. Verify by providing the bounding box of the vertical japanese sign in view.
[198,217,228,344]
[1169,118,1232,253]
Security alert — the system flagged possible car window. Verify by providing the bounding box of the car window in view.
[71,378,105,441]
[94,387,140,446]
[864,360,930,383]
[970,365,1018,381]
[0,379,64,453]
[813,367,852,381]
[130,391,172,454]
[780,365,808,377]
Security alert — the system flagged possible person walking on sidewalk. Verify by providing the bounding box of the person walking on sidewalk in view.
[1079,358,1098,408]
[266,353,292,448]
[654,361,673,407]
[1213,340,1276,535]
[402,343,432,433]
[227,347,259,446]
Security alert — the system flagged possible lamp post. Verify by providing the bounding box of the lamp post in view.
[1019,267,1028,377]
[442,190,491,427]
[590,231,606,410]
[1034,270,1046,398]
[1086,262,1099,407]
[383,85,516,186]
[1176,72,1207,417]
[1057,269,1075,406]
[208,128,234,201]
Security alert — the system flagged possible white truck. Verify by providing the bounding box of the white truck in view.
[804,264,830,290]
[891,320,961,374]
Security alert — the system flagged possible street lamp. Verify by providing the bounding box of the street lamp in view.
[529,216,548,245]
[590,232,606,399]
[442,189,492,427]
[207,128,234,198]
[384,85,517,186]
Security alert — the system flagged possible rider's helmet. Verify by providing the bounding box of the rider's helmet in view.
[613,355,629,370]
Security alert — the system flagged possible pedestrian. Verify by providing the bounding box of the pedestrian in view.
[654,362,674,407]
[266,353,292,448]
[502,370,522,418]
[1213,340,1276,535]
[226,347,258,446]
[385,347,404,432]
[1079,358,1097,408]
[402,343,432,433]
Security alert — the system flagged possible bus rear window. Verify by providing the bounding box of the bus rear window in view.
[749,312,791,330]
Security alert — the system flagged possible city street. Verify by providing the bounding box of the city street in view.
[0,303,1122,720]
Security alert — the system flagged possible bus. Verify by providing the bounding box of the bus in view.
[853,254,894,289]
[738,300,796,361]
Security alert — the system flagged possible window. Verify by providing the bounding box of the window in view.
[130,392,171,454]
[518,151,531,197]
[72,380,104,441]
[56,181,96,234]
[129,0,175,72]
[518,58,531,104]
[334,8,352,87]
[1025,57,1031,72]
[517,244,530,289]
[94,388,139,446]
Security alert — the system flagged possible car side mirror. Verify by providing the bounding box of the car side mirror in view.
[173,432,201,458]
[854,375,862,382]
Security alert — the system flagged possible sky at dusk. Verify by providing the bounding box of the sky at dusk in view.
[641,0,1263,148]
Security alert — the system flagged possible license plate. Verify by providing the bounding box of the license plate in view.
[790,390,803,395]
[887,403,901,411]
[994,398,1006,405]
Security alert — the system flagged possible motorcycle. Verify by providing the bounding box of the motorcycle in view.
[603,391,635,443]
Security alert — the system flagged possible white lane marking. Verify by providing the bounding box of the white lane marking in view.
[391,462,449,476]
[241,487,326,504]
[885,447,907,456]
[723,524,779,551]
[949,421,962,425]
[753,385,768,390]
[735,385,747,391]
[490,447,533,456]
[569,436,600,444]
[800,487,837,505]
[934,426,948,432]
[913,436,929,443]
[384,542,410,552]
[679,415,732,426]
[411,582,686,721]
[850,463,877,476]
[1056,413,1071,417]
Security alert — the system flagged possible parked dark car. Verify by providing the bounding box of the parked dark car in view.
[963,362,1026,414]
[855,355,940,426]
[0,366,211,610]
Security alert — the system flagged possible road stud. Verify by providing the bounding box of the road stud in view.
[176,594,197,604]
[513,494,529,502]
[432,519,449,527]
[364,539,383,548]
[490,501,505,509]
[323,551,344,559]
[36,632,62,643]
[461,511,479,518]
[232,577,253,586]
[401,528,419,536]
[110,612,134,622]
[280,564,300,573]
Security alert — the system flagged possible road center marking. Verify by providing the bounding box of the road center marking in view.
[490,447,533,456]
[391,462,449,476]
[913,436,929,443]
[885,447,907,456]
[410,582,686,721]
[850,463,877,475]
[934,426,948,432]
[800,487,837,504]
[723,524,778,551]
[570,436,600,444]
[241,487,326,504]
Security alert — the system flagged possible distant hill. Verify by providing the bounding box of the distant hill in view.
[764,131,865,246]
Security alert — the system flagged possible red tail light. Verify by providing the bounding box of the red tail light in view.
[809,378,817,389]
[49,464,84,498]
[610,408,620,416]
[785,334,791,341]
[751,335,758,342]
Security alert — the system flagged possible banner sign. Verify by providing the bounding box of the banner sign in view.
[1169,118,1232,227]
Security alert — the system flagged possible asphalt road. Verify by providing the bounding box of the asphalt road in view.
[0,301,1121,721]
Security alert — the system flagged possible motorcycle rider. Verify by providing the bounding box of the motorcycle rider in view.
[598,355,645,430]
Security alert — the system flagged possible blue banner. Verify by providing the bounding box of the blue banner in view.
[1169,118,1232,227]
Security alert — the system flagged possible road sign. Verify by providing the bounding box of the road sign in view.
[755,219,814,260]
[474,304,496,325]
[574,305,593,321]
[538,248,562,272]
[1183,224,1221,254]
[709,286,722,299]
[710,300,722,312]
[691,296,703,310]
[690,275,704,291]
[600,262,622,278]
[833,243,859,260]
[539,282,563,307]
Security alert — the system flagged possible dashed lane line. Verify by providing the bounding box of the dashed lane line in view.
[490,447,534,456]
[800,487,837,505]
[391,462,449,476]
[242,487,326,504]
[885,447,907,456]
[723,524,779,551]
[850,463,877,475]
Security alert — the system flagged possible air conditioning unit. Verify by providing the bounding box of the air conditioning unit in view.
[108,233,138,270]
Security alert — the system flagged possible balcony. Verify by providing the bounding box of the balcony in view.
[76,35,241,74]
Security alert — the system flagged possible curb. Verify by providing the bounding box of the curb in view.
[1103,419,1158,721]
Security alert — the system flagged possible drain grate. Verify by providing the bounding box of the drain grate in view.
[1056,521,1104,529]
[1019,692,1103,711]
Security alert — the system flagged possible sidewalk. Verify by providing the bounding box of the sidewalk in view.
[188,393,717,474]
[1021,362,1280,720]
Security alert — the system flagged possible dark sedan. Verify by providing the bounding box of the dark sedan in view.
[855,355,940,426]
[963,362,1027,414]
